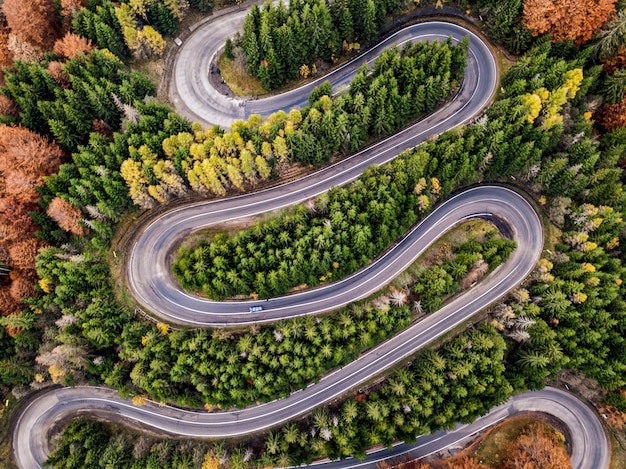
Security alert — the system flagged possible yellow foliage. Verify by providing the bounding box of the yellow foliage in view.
[582,241,598,252]
[48,364,66,384]
[288,109,303,126]
[141,335,149,346]
[202,452,220,469]
[120,159,147,186]
[563,68,583,98]
[538,195,547,205]
[261,141,273,158]
[413,177,427,195]
[129,0,149,18]
[319,95,333,112]
[584,111,593,121]
[537,258,553,272]
[571,291,588,304]
[100,49,121,63]
[616,278,623,286]
[543,113,563,130]
[156,322,170,336]
[417,194,430,211]
[582,262,596,273]
[142,26,166,56]
[536,87,550,101]
[430,177,441,195]
[299,64,310,79]
[255,156,271,180]
[39,278,53,293]
[34,373,45,383]
[606,237,620,250]
[522,93,542,123]
[147,184,167,203]
[132,395,148,406]
[587,276,600,287]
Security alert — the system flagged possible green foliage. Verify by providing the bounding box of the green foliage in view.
[146,2,179,37]
[240,0,406,90]
[603,390,626,412]
[72,0,130,59]
[40,101,191,234]
[2,51,156,152]
[23,25,626,469]
[189,0,213,13]
[120,234,511,407]
[474,0,533,54]
[50,324,512,467]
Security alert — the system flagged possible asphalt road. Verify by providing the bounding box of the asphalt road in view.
[170,17,496,128]
[14,386,608,469]
[133,20,499,326]
[10,8,610,469]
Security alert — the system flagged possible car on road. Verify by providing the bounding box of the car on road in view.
[249,306,263,313]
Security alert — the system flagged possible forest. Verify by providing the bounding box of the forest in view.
[1,0,626,468]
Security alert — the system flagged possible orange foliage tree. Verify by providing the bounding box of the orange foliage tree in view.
[523,0,617,45]
[0,125,64,318]
[602,47,626,73]
[46,197,86,236]
[596,96,626,131]
[0,18,12,83]
[2,0,61,51]
[46,61,71,88]
[502,423,571,469]
[53,32,94,59]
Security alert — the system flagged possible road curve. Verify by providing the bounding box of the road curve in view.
[11,9,610,469]
[130,186,541,327]
[14,386,608,469]
[134,19,499,326]
[171,17,493,128]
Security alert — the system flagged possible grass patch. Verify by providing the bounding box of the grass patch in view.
[218,54,265,97]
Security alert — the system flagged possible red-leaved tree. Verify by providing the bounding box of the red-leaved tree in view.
[0,125,64,317]
[523,0,617,45]
[2,0,61,51]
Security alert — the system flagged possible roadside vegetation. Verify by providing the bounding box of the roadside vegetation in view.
[376,416,572,469]
[1,0,626,467]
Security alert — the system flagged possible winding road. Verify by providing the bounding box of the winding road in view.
[13,386,609,469]
[132,20,499,326]
[11,6,610,469]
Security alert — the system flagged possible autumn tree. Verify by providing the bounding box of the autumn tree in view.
[0,95,18,120]
[46,197,86,236]
[502,423,571,469]
[46,61,71,88]
[523,0,616,44]
[0,125,64,316]
[2,0,61,51]
[53,32,94,59]
[0,18,12,84]
[596,96,626,131]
